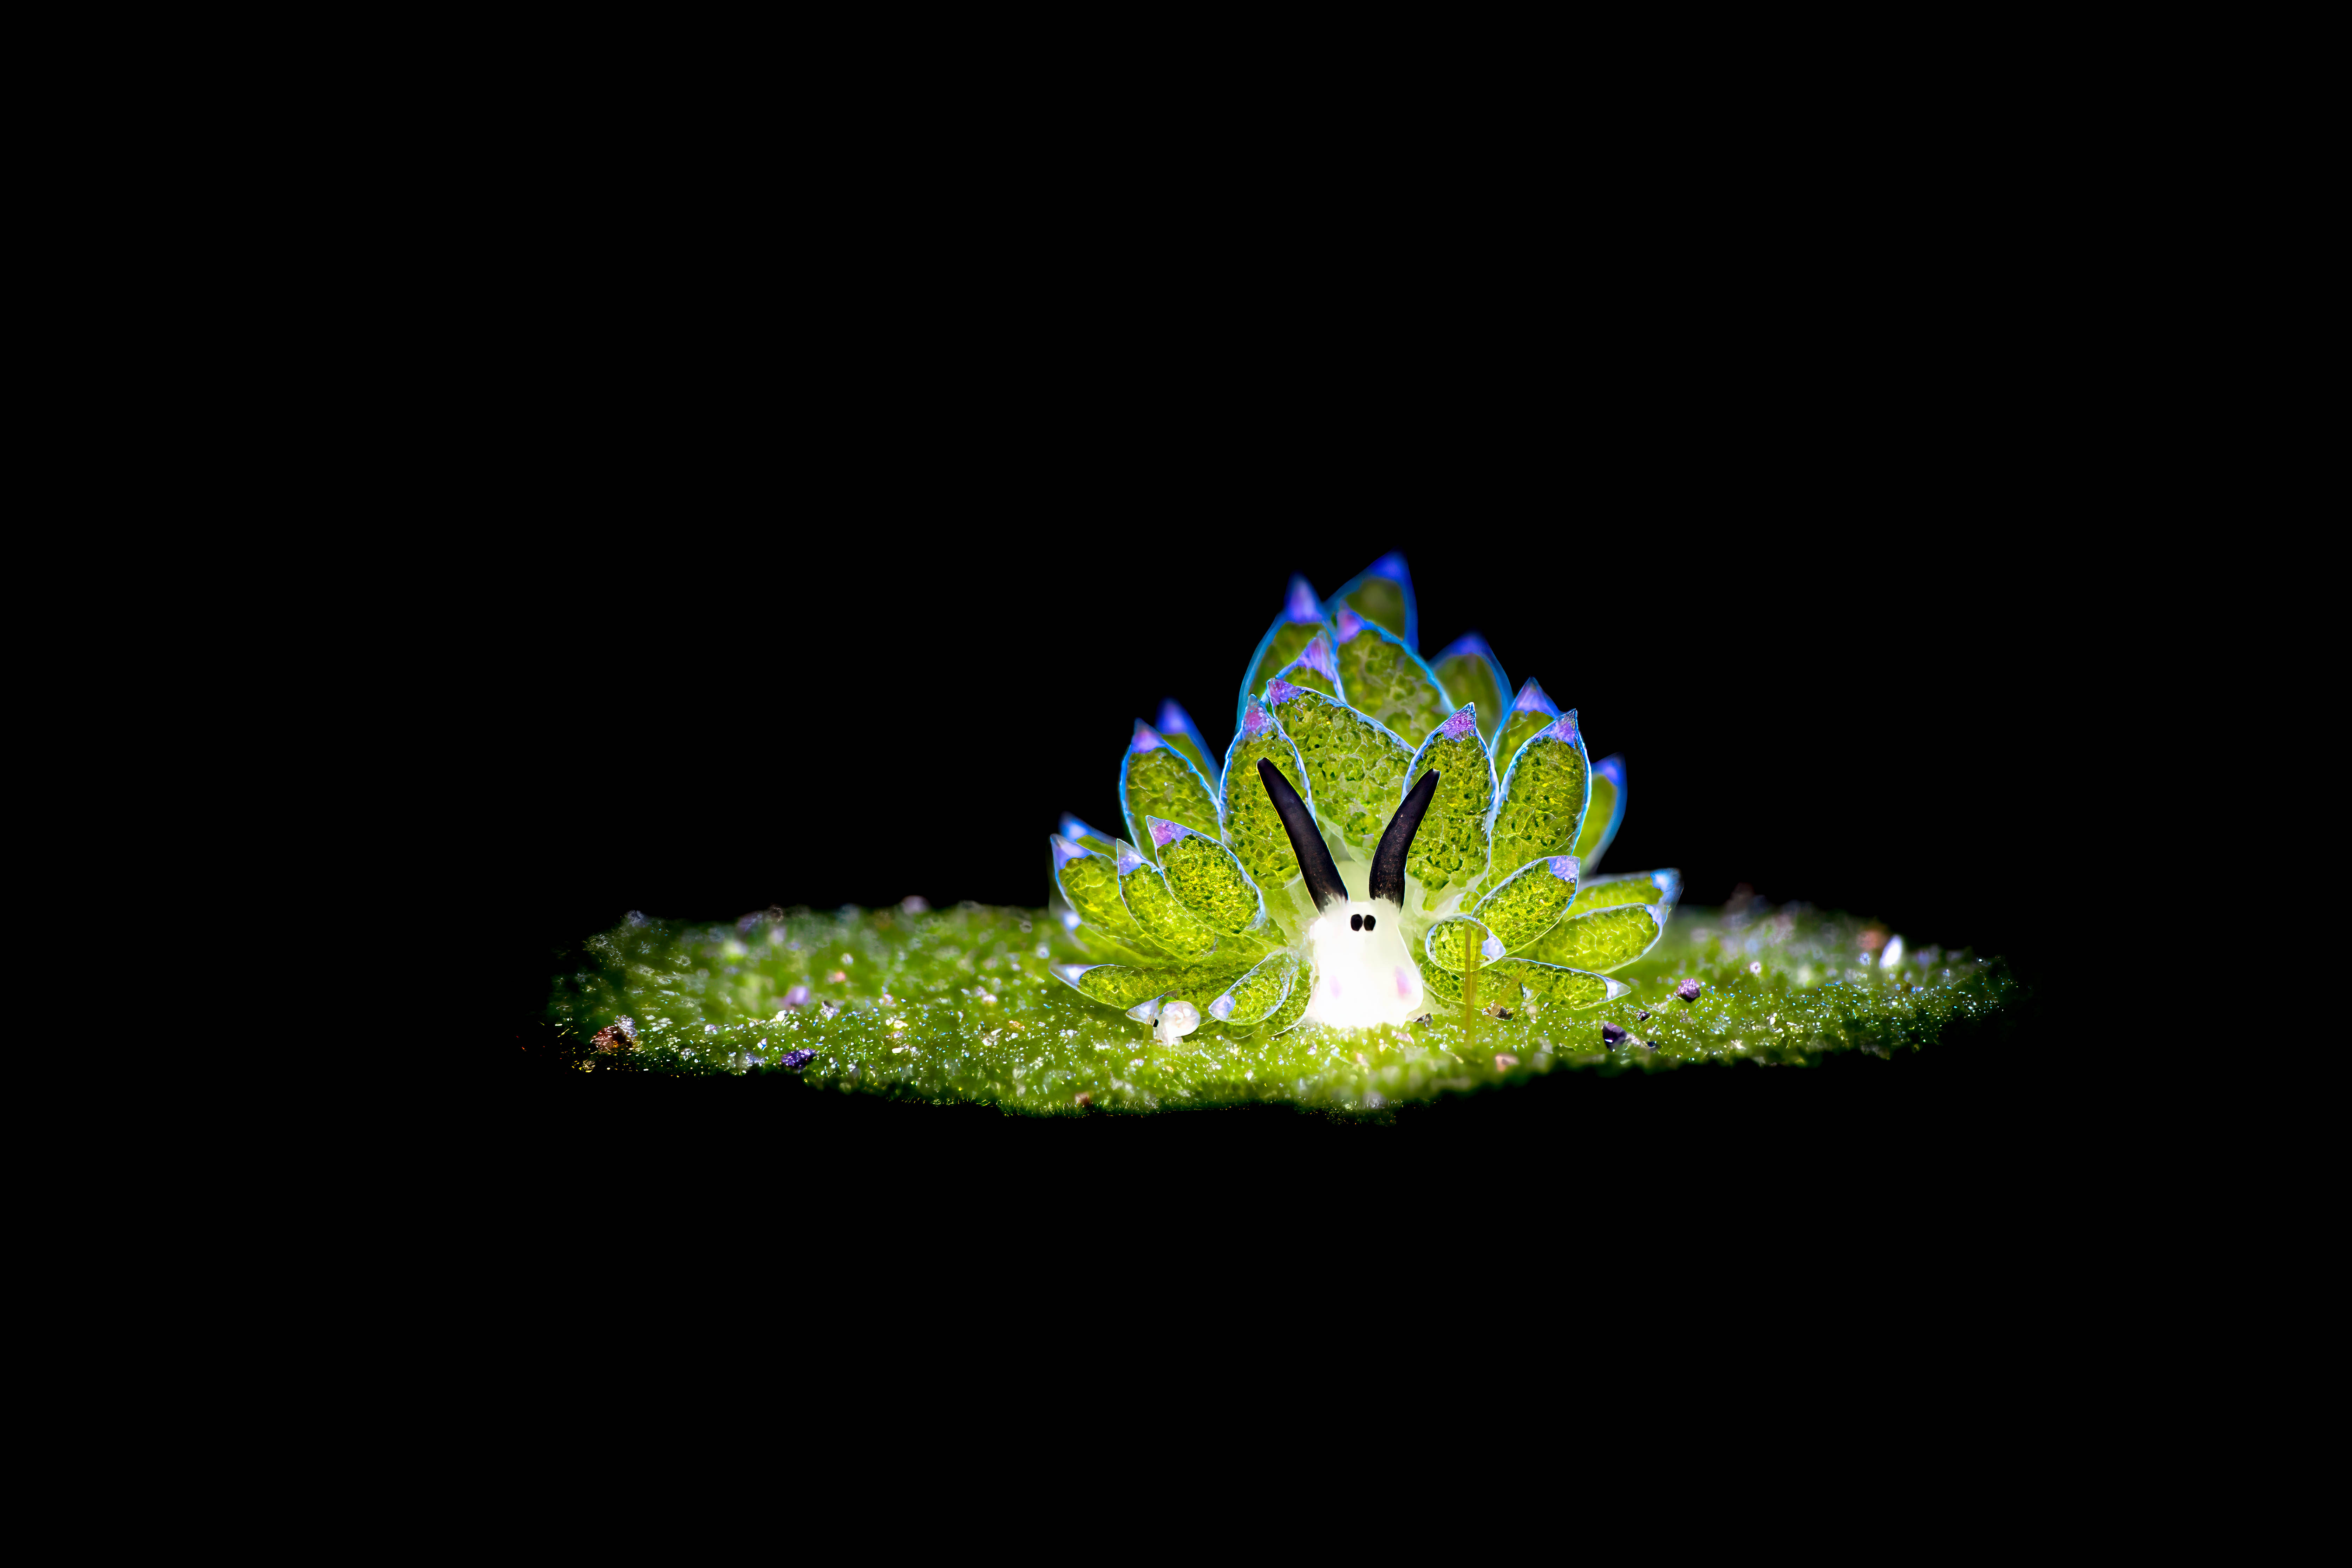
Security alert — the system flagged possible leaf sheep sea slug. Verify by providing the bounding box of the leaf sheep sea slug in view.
[547,553,2013,1111]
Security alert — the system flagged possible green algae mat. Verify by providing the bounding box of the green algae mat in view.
[547,900,2012,1113]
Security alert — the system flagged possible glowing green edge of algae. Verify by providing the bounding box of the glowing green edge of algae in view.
[547,901,2014,1113]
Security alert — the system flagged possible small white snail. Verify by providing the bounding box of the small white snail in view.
[1154,998,1201,1045]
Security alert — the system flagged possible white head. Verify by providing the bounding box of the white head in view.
[1303,901,1424,1029]
[1255,757,1443,1035]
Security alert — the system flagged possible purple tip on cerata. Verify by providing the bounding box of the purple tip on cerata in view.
[1333,607,1364,643]
[1542,710,1580,746]
[1512,678,1557,716]
[1284,575,1320,622]
[1548,855,1578,880]
[1601,1022,1628,1046]
[1157,700,1197,740]
[1148,816,1182,848]
[1675,978,1701,1001]
[1299,631,1338,678]
[1596,754,1625,786]
[1482,934,1504,960]
[1367,551,1409,583]
[1060,813,1104,844]
[1207,993,1236,1021]
[1051,834,1089,870]
[1115,844,1147,875]
[1129,720,1163,751]
[1438,706,1479,740]
[1240,697,1271,737]
[1265,677,1305,705]
[1435,632,1492,661]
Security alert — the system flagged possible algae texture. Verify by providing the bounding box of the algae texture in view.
[550,901,2013,1115]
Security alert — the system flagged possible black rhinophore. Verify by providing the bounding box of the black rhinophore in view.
[1256,759,1350,910]
[1367,769,1440,906]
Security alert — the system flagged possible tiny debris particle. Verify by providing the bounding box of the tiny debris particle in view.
[779,1048,816,1070]
[1674,979,1702,1001]
[1074,1091,1093,1108]
[1636,1009,1651,1022]
[590,1018,637,1052]
[1494,1053,1519,1071]
[828,970,848,983]
[1601,1022,1628,1046]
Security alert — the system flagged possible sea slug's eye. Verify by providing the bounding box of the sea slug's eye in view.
[1364,915,1377,930]
[1351,913,1363,930]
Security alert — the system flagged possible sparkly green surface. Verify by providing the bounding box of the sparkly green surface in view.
[549,902,2013,1110]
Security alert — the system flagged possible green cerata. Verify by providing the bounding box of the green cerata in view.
[549,553,2011,1112]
